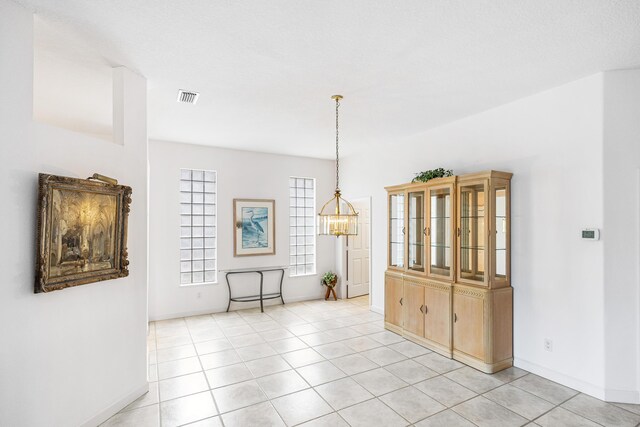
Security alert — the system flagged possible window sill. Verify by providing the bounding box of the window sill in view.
[179,282,219,287]
[289,273,318,278]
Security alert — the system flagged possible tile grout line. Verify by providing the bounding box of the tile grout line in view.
[185,316,225,427]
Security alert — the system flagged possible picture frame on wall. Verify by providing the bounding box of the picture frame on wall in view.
[35,173,132,293]
[233,199,275,256]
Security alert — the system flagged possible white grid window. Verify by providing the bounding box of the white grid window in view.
[289,177,316,277]
[180,169,217,285]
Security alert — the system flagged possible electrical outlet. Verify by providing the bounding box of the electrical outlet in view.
[544,338,553,352]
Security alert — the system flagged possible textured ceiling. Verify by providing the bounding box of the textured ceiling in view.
[21,0,640,158]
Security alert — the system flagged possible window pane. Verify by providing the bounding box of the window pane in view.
[192,181,204,193]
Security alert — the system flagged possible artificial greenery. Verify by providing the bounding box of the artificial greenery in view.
[322,271,337,285]
[412,168,453,183]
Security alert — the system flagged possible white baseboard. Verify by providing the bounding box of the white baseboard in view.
[515,357,605,400]
[514,358,639,404]
[604,388,640,404]
[80,382,149,427]
[150,294,324,321]
[370,305,384,315]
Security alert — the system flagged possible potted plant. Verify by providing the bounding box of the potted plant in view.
[321,271,338,300]
[412,168,453,183]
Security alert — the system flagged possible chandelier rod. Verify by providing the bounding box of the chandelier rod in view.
[335,98,340,191]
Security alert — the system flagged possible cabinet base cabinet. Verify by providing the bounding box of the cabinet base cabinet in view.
[452,284,513,374]
[384,271,513,374]
[385,273,453,358]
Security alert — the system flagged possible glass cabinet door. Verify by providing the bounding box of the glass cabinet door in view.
[428,186,452,279]
[407,191,425,272]
[458,181,488,285]
[492,181,510,284]
[389,193,405,268]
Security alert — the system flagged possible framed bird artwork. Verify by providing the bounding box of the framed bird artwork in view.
[233,199,275,256]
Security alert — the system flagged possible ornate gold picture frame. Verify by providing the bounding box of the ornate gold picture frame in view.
[35,174,132,293]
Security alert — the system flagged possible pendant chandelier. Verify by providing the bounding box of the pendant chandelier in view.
[318,95,359,237]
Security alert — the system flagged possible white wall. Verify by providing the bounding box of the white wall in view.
[602,69,640,403]
[148,140,335,320]
[0,2,149,426]
[341,74,612,399]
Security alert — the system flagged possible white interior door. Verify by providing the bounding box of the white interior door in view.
[347,200,370,298]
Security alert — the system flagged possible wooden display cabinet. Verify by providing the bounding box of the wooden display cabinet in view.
[384,171,513,373]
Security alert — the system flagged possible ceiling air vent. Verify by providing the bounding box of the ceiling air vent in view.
[177,89,200,104]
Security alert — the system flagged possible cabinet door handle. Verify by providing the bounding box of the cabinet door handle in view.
[402,227,405,235]
[423,227,427,236]
[457,227,460,237]
[399,297,403,306]
[419,304,425,314]
[454,313,458,322]
[425,305,428,314]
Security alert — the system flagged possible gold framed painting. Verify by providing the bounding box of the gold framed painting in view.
[233,199,275,256]
[35,174,132,293]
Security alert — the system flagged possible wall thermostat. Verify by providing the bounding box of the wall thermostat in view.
[581,228,600,240]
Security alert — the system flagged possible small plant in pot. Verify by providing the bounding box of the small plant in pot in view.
[322,271,337,287]
[322,271,338,301]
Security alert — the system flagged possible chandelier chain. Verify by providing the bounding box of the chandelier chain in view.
[335,98,340,191]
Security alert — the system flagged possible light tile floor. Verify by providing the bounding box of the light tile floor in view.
[103,296,640,427]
